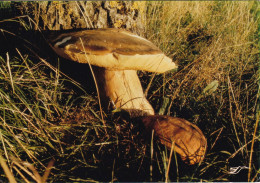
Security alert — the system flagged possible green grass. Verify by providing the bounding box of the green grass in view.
[0,1,259,182]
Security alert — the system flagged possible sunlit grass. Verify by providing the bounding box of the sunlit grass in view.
[145,1,259,181]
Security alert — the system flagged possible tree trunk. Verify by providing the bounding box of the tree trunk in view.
[13,1,146,35]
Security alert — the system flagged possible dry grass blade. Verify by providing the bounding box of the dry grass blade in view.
[12,159,37,181]
[22,162,42,183]
[165,141,175,183]
[76,1,94,28]
[248,111,259,181]
[209,127,223,151]
[227,76,242,148]
[79,37,106,134]
[12,166,30,183]
[41,158,55,183]
[11,157,55,183]
[226,136,259,161]
[150,129,154,182]
[0,154,17,183]
[6,52,15,93]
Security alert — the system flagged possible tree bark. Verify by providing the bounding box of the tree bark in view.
[13,1,146,35]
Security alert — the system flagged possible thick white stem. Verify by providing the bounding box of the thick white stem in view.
[93,67,154,117]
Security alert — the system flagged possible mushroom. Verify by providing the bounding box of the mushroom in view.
[48,28,177,116]
[140,115,207,165]
[48,28,207,164]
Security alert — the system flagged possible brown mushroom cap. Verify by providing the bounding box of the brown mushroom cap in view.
[141,115,207,165]
[49,28,177,73]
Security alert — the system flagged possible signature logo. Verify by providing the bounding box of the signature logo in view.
[228,166,249,174]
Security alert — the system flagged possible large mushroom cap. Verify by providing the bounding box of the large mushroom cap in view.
[48,28,177,73]
[141,115,207,165]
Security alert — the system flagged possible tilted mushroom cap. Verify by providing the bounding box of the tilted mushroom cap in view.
[141,115,207,165]
[48,28,177,73]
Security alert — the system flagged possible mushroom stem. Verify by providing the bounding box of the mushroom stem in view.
[93,66,154,117]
